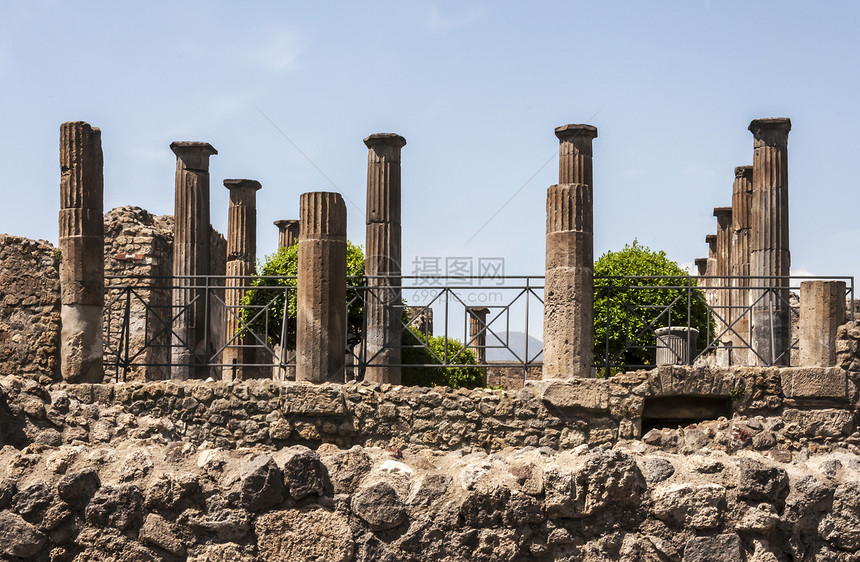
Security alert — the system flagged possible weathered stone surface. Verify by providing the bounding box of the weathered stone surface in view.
[781,367,847,399]
[554,123,598,186]
[363,133,406,385]
[296,192,347,384]
[818,480,860,551]
[467,307,490,364]
[543,181,594,379]
[730,165,753,365]
[281,445,326,500]
[682,533,743,562]
[0,509,47,558]
[239,454,285,512]
[351,480,407,530]
[783,408,854,437]
[652,483,725,529]
[323,446,372,494]
[12,482,53,523]
[139,512,186,556]
[274,219,300,249]
[85,484,143,530]
[538,378,609,413]
[641,457,675,483]
[256,508,354,562]
[579,449,645,515]
[738,458,788,502]
[57,468,100,509]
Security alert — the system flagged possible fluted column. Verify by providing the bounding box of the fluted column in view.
[363,133,406,384]
[543,183,593,378]
[702,234,718,309]
[170,141,217,380]
[713,207,733,338]
[798,281,846,367]
[749,118,791,365]
[731,165,754,363]
[555,124,598,186]
[467,307,490,364]
[59,121,104,383]
[274,219,300,249]
[296,192,347,383]
[223,179,262,381]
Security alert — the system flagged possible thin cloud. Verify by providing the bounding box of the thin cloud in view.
[428,6,485,34]
[232,29,304,73]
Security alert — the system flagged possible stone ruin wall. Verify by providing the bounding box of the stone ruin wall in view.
[0,209,227,385]
[0,356,858,560]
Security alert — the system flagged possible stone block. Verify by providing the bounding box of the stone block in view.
[780,367,847,399]
[535,378,609,414]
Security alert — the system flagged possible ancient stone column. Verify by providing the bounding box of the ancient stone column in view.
[701,234,718,309]
[296,192,347,383]
[274,219,300,249]
[467,307,490,364]
[543,183,593,379]
[748,118,791,365]
[731,165,754,362]
[170,141,217,380]
[555,124,598,186]
[408,307,433,337]
[223,179,261,381]
[713,207,733,333]
[59,121,104,383]
[363,133,406,384]
[798,280,846,367]
[695,258,709,283]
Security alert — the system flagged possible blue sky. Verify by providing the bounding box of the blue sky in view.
[2,1,859,283]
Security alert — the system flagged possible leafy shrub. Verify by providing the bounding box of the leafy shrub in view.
[593,240,712,370]
[401,327,485,389]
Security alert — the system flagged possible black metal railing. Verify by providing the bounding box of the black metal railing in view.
[103,274,854,383]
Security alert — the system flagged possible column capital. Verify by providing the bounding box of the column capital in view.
[224,178,262,192]
[555,123,598,142]
[170,142,217,171]
[467,306,490,315]
[364,133,406,150]
[734,165,753,178]
[694,258,708,272]
[274,219,299,229]
[748,118,791,144]
[713,206,732,219]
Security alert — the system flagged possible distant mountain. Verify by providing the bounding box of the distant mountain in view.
[484,331,543,362]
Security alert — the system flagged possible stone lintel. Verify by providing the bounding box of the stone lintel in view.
[529,378,610,414]
[363,133,407,150]
[734,165,753,178]
[224,179,262,191]
[554,124,598,141]
[780,367,847,399]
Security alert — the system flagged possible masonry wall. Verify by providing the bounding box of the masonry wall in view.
[0,235,61,382]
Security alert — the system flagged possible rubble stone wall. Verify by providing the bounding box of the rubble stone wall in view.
[1,369,859,561]
[0,235,61,382]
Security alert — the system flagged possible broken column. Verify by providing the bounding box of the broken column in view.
[748,118,791,365]
[467,307,490,364]
[296,192,347,383]
[731,165,754,362]
[59,121,104,383]
[798,280,846,367]
[170,141,217,380]
[363,133,406,384]
[543,184,594,378]
[274,219,300,248]
[223,179,262,381]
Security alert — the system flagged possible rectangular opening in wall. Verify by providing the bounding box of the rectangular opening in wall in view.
[641,396,732,433]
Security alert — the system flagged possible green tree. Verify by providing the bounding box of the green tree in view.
[239,242,365,348]
[593,240,712,371]
[401,327,485,389]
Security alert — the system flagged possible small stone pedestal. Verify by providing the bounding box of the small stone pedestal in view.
[655,327,699,366]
